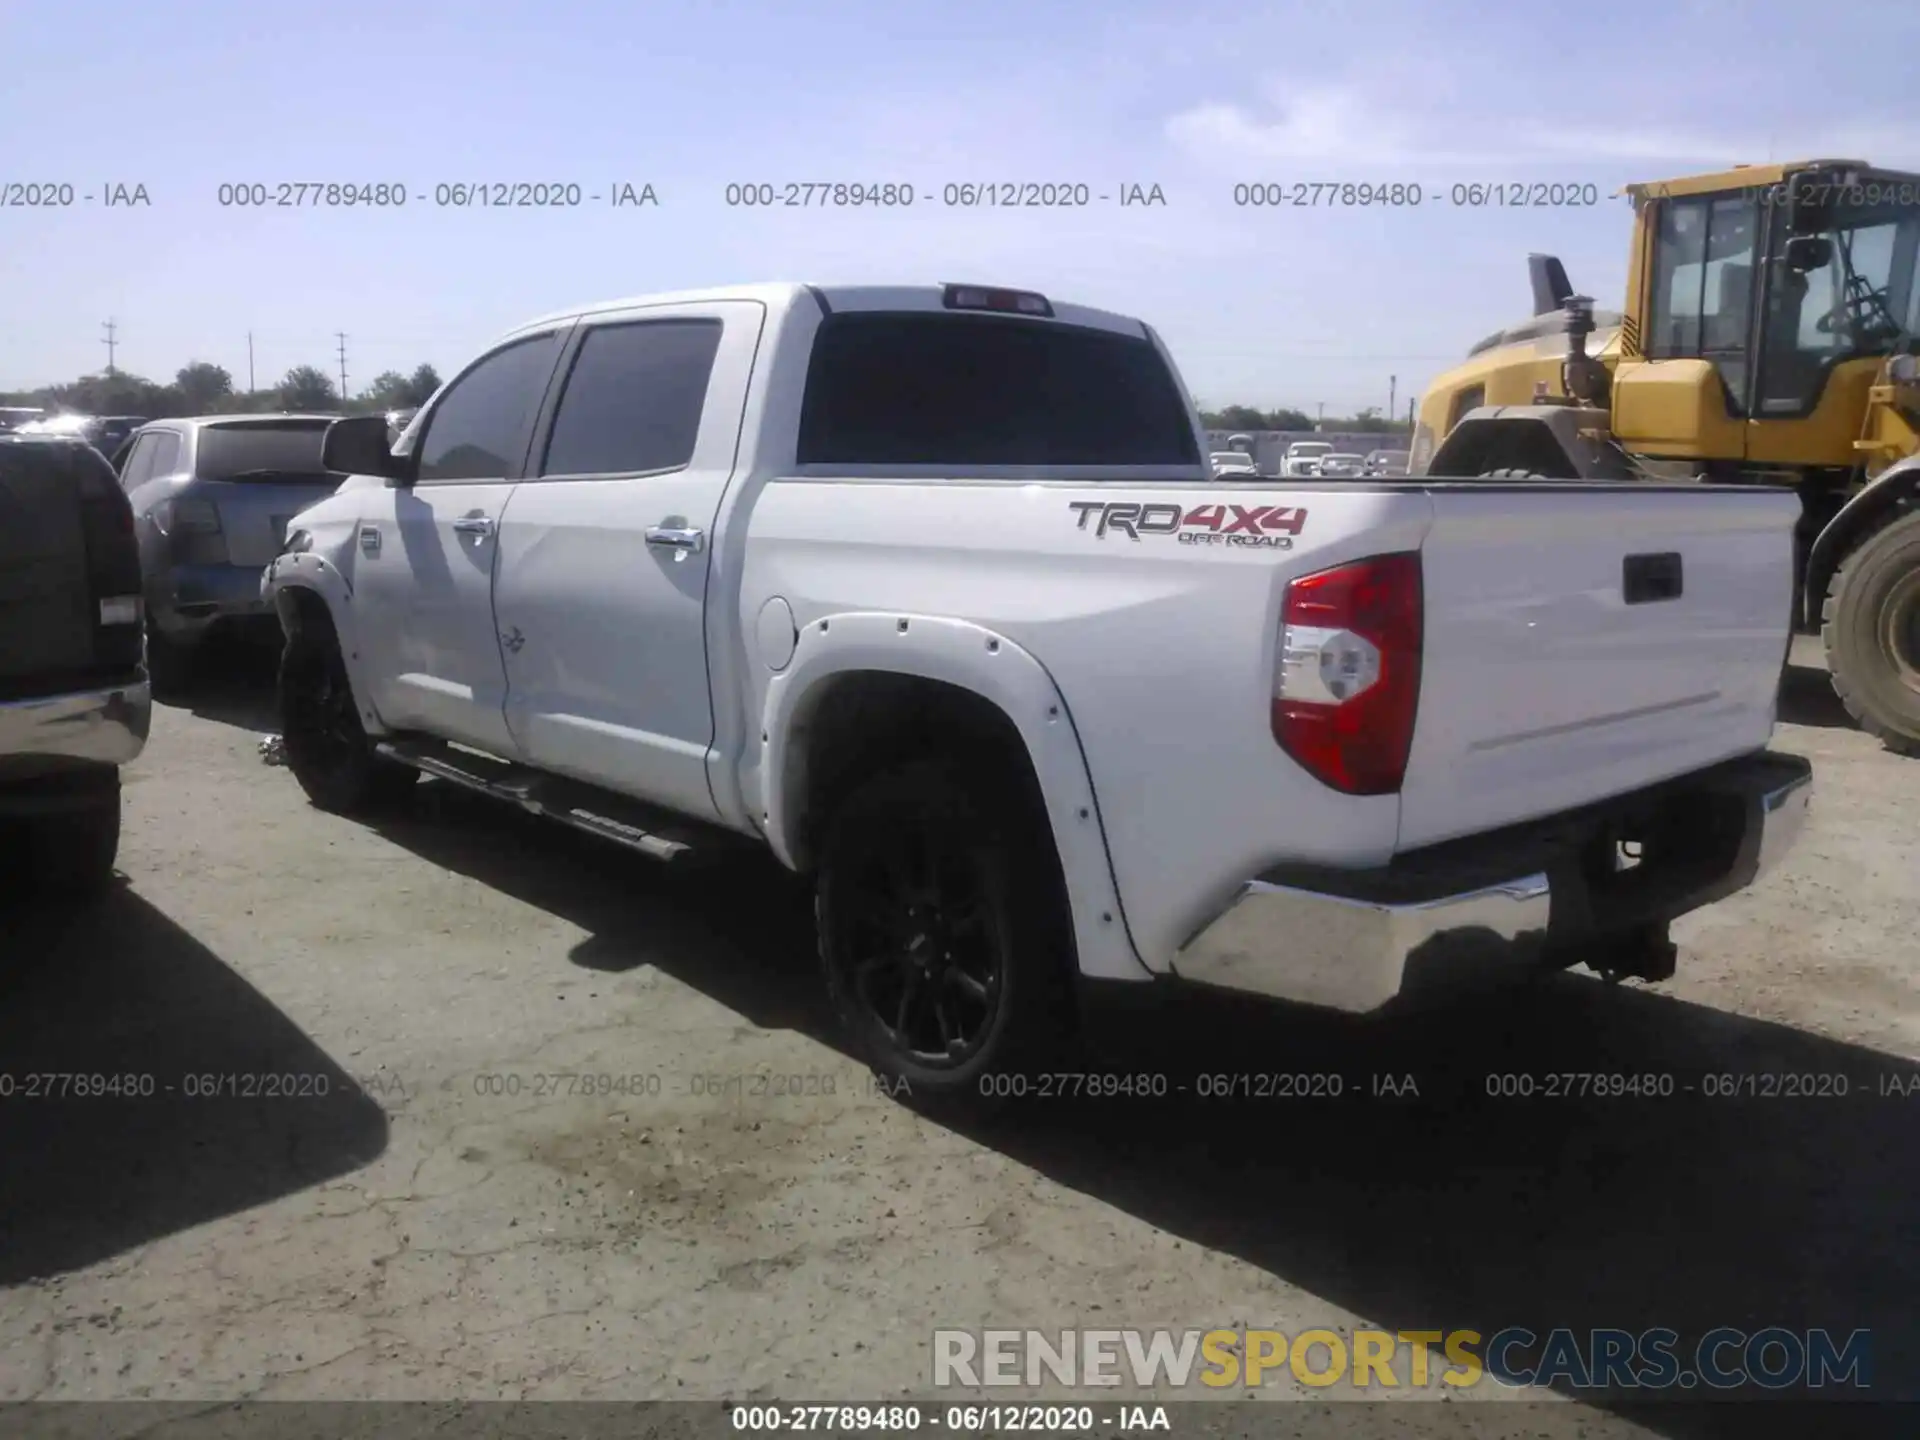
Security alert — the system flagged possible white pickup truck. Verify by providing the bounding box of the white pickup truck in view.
[264,281,1812,1103]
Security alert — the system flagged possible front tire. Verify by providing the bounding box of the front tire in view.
[816,760,1075,1111]
[1822,508,1920,755]
[279,614,418,814]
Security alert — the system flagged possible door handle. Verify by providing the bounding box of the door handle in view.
[451,515,494,537]
[645,525,705,554]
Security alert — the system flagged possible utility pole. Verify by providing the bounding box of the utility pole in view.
[1407,398,1415,431]
[335,332,350,406]
[248,332,256,394]
[1316,400,1325,429]
[1389,375,1397,425]
[101,319,118,375]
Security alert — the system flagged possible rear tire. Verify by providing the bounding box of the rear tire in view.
[815,759,1076,1114]
[1821,508,1920,756]
[25,780,122,898]
[279,612,418,814]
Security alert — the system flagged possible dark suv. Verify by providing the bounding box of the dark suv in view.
[0,435,150,895]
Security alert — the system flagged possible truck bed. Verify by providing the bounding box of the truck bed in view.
[741,475,1800,969]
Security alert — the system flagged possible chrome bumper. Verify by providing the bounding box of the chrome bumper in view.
[0,681,151,769]
[1173,752,1813,1013]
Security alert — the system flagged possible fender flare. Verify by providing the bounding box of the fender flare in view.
[263,551,391,736]
[1805,456,1920,627]
[757,611,1153,983]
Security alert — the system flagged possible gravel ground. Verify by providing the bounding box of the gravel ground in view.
[2,635,1916,1438]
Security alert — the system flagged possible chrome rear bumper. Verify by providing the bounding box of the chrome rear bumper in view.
[0,681,151,769]
[1173,751,1812,1013]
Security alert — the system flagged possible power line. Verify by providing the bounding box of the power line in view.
[335,332,349,402]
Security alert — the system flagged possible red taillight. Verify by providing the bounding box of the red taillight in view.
[1271,551,1423,795]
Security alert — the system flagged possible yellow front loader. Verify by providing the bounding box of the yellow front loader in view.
[1414,159,1920,753]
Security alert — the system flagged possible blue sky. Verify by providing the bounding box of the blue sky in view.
[5,0,1919,413]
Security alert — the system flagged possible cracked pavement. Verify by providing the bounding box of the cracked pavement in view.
[2,636,1917,1437]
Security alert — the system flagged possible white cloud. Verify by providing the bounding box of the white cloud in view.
[1166,82,1920,173]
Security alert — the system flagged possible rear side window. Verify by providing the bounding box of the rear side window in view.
[541,319,723,477]
[147,431,182,478]
[796,313,1199,467]
[117,433,157,489]
[195,423,329,480]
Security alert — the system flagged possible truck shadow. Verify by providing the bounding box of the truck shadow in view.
[151,631,283,735]
[369,783,1917,1433]
[0,883,390,1286]
[1778,662,1855,731]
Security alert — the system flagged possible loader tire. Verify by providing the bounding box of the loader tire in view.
[1821,507,1920,756]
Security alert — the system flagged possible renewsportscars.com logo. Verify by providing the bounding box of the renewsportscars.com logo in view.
[931,1327,1872,1392]
[1068,500,1309,549]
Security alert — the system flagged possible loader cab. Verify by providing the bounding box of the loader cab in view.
[1618,161,1920,467]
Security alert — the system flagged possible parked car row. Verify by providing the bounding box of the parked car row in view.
[1208,449,1258,476]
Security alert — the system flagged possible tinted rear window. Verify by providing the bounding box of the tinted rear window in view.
[195,423,332,479]
[796,313,1199,467]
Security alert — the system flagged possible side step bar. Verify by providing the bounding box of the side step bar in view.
[374,737,733,864]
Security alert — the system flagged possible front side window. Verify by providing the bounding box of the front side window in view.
[416,332,562,483]
[1758,188,1920,414]
[541,319,723,477]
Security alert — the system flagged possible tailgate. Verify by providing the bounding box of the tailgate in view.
[1397,483,1800,850]
[0,456,95,686]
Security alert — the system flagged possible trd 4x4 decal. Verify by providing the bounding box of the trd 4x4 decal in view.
[1068,500,1308,549]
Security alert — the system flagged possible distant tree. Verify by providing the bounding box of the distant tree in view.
[1344,406,1394,433]
[43,371,183,419]
[278,365,339,410]
[1266,407,1314,430]
[1215,404,1269,432]
[405,363,442,406]
[360,370,414,409]
[175,361,234,413]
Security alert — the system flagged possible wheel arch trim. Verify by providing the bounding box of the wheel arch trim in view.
[756,612,1154,982]
[265,555,392,736]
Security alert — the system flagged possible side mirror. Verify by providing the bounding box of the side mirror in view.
[1784,234,1834,273]
[1784,173,1833,237]
[321,413,406,481]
